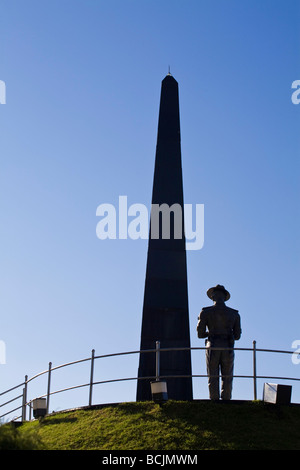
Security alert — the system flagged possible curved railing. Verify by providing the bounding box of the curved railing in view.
[1,341,299,422]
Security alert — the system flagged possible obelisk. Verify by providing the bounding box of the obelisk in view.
[137,73,193,401]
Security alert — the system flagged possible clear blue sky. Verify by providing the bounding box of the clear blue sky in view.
[1,0,299,417]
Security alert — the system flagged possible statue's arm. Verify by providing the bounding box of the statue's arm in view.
[233,313,242,340]
[197,310,208,338]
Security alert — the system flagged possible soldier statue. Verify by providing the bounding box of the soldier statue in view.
[197,285,241,401]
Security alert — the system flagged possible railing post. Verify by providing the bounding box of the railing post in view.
[46,362,52,414]
[89,349,95,406]
[155,341,160,381]
[253,340,257,400]
[22,375,28,422]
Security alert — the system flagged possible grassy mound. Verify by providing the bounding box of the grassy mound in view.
[2,400,300,450]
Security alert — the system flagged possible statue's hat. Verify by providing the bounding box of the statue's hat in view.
[207,284,230,301]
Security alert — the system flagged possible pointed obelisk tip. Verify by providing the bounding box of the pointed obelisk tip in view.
[163,66,177,84]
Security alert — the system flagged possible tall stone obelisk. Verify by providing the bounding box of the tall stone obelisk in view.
[137,74,193,401]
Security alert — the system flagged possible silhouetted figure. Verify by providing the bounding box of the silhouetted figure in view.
[197,285,241,400]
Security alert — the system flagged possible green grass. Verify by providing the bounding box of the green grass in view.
[2,400,300,450]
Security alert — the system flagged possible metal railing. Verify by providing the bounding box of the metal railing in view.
[1,340,299,422]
